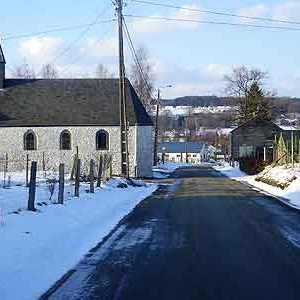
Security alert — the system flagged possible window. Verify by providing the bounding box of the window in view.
[239,145,254,157]
[60,130,71,150]
[96,130,109,150]
[24,131,37,150]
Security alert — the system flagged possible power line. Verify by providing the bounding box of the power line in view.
[129,0,300,26]
[124,14,300,31]
[123,18,155,100]
[1,20,115,41]
[35,5,113,77]
[59,25,114,77]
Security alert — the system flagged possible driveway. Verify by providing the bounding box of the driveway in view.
[43,165,300,300]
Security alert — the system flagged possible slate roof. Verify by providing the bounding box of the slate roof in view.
[158,141,205,153]
[0,44,5,63]
[0,78,152,127]
[230,116,300,134]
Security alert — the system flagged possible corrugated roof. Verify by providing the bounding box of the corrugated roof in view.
[158,141,205,153]
[0,78,152,127]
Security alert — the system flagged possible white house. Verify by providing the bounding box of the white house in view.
[0,44,153,177]
[157,141,207,163]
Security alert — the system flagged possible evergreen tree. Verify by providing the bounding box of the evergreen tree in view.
[224,66,274,124]
[246,82,270,120]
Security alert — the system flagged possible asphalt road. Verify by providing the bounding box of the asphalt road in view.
[44,166,300,300]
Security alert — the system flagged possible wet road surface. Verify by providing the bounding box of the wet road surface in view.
[43,166,300,300]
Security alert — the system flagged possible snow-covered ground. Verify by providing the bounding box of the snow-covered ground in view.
[213,163,300,209]
[153,162,190,178]
[0,172,157,300]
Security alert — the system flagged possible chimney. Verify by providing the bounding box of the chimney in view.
[0,44,6,89]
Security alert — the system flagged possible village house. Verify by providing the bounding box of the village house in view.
[158,141,207,163]
[0,45,153,177]
[230,117,300,162]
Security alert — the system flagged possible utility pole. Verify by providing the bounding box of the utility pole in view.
[115,0,129,177]
[153,85,172,166]
[291,130,294,167]
[153,88,160,166]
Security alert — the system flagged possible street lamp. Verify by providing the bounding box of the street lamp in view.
[153,85,172,166]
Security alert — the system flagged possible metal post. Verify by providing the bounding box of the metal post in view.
[153,88,160,166]
[26,154,29,187]
[90,159,95,194]
[97,155,103,188]
[291,130,294,167]
[185,137,188,163]
[75,159,81,197]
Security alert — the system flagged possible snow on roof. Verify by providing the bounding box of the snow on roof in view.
[217,128,236,135]
[278,125,299,131]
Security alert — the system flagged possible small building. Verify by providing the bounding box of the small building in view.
[230,117,300,162]
[0,44,153,177]
[157,141,207,163]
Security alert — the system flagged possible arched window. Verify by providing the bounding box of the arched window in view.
[96,130,109,150]
[24,131,37,150]
[60,130,72,150]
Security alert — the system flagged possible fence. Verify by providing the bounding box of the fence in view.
[0,152,113,213]
[273,131,300,167]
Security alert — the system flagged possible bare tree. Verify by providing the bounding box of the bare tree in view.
[11,59,35,79]
[224,66,275,124]
[130,46,155,110]
[95,64,113,78]
[41,63,58,79]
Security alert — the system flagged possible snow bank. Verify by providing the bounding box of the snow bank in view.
[256,165,299,189]
[213,163,300,209]
[153,162,190,174]
[0,177,157,300]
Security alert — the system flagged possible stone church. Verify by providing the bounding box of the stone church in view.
[0,44,153,177]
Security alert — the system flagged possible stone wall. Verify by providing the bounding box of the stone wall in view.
[0,125,152,177]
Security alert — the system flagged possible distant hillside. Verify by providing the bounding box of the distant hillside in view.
[152,96,300,114]
[160,96,237,107]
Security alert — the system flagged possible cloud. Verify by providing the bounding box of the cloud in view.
[205,64,231,78]
[80,37,118,58]
[18,36,63,66]
[152,60,227,98]
[129,5,205,35]
[273,1,300,20]
[237,4,269,23]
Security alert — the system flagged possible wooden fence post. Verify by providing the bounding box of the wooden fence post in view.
[70,146,79,180]
[96,155,103,188]
[3,153,8,189]
[90,159,95,194]
[28,161,37,212]
[42,152,46,178]
[58,163,65,204]
[75,159,81,197]
[26,154,29,187]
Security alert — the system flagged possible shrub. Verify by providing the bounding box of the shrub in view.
[239,156,267,175]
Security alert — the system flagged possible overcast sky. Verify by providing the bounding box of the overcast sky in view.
[1,0,300,98]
